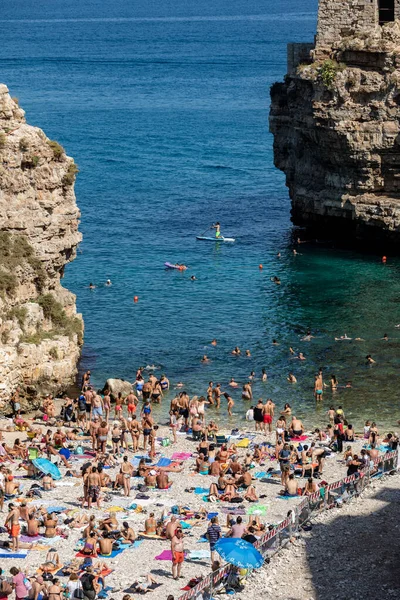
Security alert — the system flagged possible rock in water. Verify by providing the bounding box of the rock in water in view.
[0,84,83,407]
[103,379,133,399]
[269,0,400,247]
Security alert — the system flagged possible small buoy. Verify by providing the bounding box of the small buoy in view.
[134,296,139,303]
[259,264,263,270]
[382,256,387,263]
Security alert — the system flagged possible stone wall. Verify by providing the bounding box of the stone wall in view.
[0,84,83,409]
[316,1,379,53]
[287,43,315,75]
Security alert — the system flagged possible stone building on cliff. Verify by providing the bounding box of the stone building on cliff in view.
[270,0,400,245]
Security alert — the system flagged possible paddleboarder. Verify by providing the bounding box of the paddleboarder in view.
[211,222,221,238]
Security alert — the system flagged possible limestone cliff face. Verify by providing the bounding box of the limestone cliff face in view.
[270,20,400,245]
[0,84,82,407]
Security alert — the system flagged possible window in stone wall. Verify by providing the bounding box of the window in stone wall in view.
[379,0,395,24]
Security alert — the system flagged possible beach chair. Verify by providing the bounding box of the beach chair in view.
[28,447,40,460]
[216,435,228,447]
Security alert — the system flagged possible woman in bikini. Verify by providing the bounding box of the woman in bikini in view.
[111,422,121,455]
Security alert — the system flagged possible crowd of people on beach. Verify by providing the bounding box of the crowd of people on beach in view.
[0,362,397,600]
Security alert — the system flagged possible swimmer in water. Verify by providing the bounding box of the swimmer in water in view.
[382,333,388,341]
[297,352,306,360]
[272,339,279,346]
[277,252,281,258]
[301,329,314,341]
[201,355,210,363]
[232,346,241,356]
[289,347,296,355]
[245,349,251,357]
[175,382,184,388]
[248,371,256,380]
[229,378,238,388]
[261,368,267,382]
[287,373,297,384]
[335,334,352,341]
[211,222,221,239]
[190,275,197,281]
[271,276,281,285]
[211,339,217,346]
[89,282,96,289]
[354,337,365,341]
[366,354,375,364]
[106,279,112,286]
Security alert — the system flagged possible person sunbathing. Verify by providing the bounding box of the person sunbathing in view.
[128,574,158,594]
[144,470,157,487]
[244,485,258,502]
[44,513,58,538]
[100,514,119,532]
[41,548,62,572]
[121,522,136,542]
[144,513,157,536]
[82,532,99,557]
[220,483,238,502]
[4,476,21,498]
[98,533,113,556]
[42,474,56,491]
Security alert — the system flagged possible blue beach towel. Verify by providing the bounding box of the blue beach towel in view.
[47,506,66,513]
[194,487,209,495]
[156,458,172,467]
[255,472,266,479]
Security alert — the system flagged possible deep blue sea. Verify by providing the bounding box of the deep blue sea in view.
[1,0,399,429]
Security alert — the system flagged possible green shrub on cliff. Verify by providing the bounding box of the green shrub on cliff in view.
[7,306,27,329]
[38,293,83,343]
[318,60,345,89]
[0,232,46,295]
[0,269,17,295]
[62,162,79,187]
[47,140,64,161]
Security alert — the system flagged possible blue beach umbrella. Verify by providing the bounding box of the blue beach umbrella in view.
[32,458,62,480]
[214,538,264,569]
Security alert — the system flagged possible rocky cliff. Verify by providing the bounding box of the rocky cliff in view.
[270,21,400,245]
[0,84,82,409]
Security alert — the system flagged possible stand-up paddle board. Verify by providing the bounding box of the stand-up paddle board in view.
[196,236,235,242]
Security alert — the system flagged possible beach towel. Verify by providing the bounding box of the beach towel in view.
[155,550,174,560]
[171,452,192,461]
[0,550,28,558]
[247,504,268,515]
[194,487,209,495]
[220,506,245,515]
[236,438,250,448]
[156,458,172,467]
[139,533,166,540]
[20,534,45,542]
[76,549,125,559]
[188,550,211,559]
[46,506,67,513]
[254,472,266,479]
[291,435,308,441]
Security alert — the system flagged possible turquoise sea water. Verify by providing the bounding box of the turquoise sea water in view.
[1,0,399,430]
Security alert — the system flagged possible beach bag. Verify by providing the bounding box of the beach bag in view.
[161,438,170,447]
[75,445,84,455]
[73,582,84,600]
